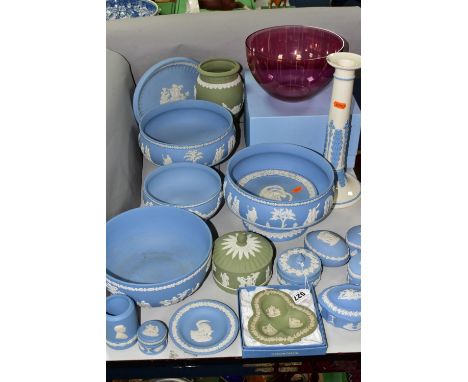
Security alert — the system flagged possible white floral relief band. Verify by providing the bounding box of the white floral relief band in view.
[321,289,360,318]
[197,75,242,90]
[278,248,321,277]
[305,239,350,261]
[107,334,137,347]
[171,301,238,354]
[189,193,223,219]
[106,256,211,292]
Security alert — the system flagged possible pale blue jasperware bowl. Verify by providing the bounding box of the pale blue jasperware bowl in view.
[224,143,335,241]
[138,100,236,167]
[106,206,213,307]
[143,163,222,220]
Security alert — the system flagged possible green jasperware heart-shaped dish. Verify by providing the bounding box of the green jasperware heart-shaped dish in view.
[247,289,318,345]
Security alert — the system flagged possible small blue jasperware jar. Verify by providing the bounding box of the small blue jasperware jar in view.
[137,320,168,355]
[346,225,361,257]
[106,295,139,350]
[276,247,322,288]
[347,252,361,285]
[318,283,361,331]
[304,230,350,267]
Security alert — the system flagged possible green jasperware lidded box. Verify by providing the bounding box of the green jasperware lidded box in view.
[212,231,273,294]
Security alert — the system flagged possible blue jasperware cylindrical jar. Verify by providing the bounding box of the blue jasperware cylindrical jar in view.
[276,247,322,288]
[137,320,168,355]
[304,230,350,267]
[346,225,361,257]
[106,295,139,350]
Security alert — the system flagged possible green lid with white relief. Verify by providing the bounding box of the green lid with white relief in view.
[212,231,274,294]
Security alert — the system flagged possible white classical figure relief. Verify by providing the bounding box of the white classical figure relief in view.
[303,205,320,226]
[160,288,191,306]
[237,272,260,287]
[143,145,151,161]
[212,145,225,165]
[212,263,217,272]
[324,195,334,216]
[231,196,240,215]
[260,185,293,201]
[160,84,190,104]
[265,305,281,318]
[246,207,258,223]
[114,324,128,339]
[317,231,340,246]
[162,154,173,165]
[220,272,230,287]
[190,320,213,343]
[289,317,304,329]
[142,324,160,337]
[228,135,236,154]
[338,289,361,300]
[184,150,203,163]
[221,233,262,260]
[262,323,278,336]
[343,322,361,330]
[227,192,233,207]
[269,208,296,229]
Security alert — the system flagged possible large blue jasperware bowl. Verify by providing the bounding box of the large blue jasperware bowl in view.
[138,100,236,167]
[143,163,223,220]
[106,206,213,307]
[224,143,335,241]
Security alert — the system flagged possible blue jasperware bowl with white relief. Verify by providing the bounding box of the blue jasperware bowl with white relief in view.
[276,247,322,287]
[318,284,361,331]
[106,295,139,350]
[138,100,236,167]
[106,206,212,308]
[137,320,168,355]
[346,225,361,257]
[304,230,350,267]
[143,163,223,220]
[224,143,335,242]
[347,252,361,285]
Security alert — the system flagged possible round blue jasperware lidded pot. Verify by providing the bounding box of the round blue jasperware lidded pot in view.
[137,320,168,355]
[138,99,236,167]
[224,143,336,242]
[304,230,350,267]
[347,252,361,285]
[276,247,322,287]
[106,294,139,350]
[143,163,223,220]
[346,225,361,257]
[106,206,213,307]
[318,283,361,331]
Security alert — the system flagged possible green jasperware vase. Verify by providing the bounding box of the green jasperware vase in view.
[195,58,244,117]
[212,231,273,294]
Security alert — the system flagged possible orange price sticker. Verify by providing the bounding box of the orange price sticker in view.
[333,101,347,109]
[291,186,302,193]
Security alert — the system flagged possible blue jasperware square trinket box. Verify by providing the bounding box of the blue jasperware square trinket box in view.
[346,225,361,257]
[137,320,168,355]
[237,285,327,358]
[304,230,350,267]
[318,284,361,331]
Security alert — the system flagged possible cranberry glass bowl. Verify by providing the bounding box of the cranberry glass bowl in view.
[245,25,344,102]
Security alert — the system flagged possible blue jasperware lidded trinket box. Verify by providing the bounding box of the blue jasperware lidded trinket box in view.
[276,247,322,287]
[137,320,168,355]
[318,284,361,331]
[304,230,350,267]
[347,252,361,286]
[346,225,361,257]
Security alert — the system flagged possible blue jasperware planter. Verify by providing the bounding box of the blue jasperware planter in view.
[143,163,223,220]
[106,295,139,350]
[346,225,361,257]
[106,206,213,307]
[276,247,322,288]
[347,252,361,285]
[304,230,350,267]
[224,143,335,242]
[138,100,236,167]
[137,320,168,355]
[318,284,361,331]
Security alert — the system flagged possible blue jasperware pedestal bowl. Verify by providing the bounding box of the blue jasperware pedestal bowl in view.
[138,100,236,167]
[224,143,336,241]
[143,163,223,220]
[106,206,213,307]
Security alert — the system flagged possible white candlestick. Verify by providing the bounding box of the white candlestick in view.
[324,52,361,208]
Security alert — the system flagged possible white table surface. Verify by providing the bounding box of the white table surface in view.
[107,124,361,361]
